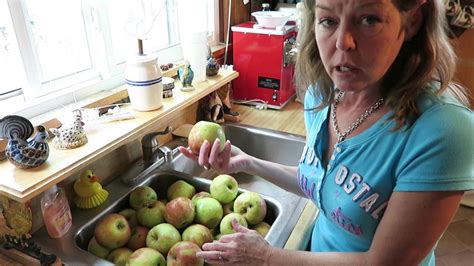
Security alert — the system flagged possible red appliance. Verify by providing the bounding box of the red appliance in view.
[231,22,297,109]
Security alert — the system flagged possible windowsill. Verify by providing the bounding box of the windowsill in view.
[0,69,239,202]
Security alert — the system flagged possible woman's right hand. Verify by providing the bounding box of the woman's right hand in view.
[178,139,251,174]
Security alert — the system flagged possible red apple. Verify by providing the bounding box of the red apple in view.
[167,241,204,266]
[182,224,213,248]
[188,121,226,154]
[107,247,132,266]
[129,186,157,210]
[94,213,131,249]
[146,223,181,255]
[127,247,166,266]
[233,191,267,225]
[164,197,195,229]
[87,237,111,259]
[136,200,165,228]
[210,174,238,204]
[220,213,248,235]
[194,197,223,229]
[167,180,196,200]
[127,226,149,251]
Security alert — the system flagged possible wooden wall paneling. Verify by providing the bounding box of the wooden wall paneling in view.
[452,31,474,107]
[219,0,251,64]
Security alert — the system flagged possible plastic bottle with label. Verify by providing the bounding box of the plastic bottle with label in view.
[41,185,72,238]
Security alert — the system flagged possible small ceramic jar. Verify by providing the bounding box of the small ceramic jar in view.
[125,55,163,111]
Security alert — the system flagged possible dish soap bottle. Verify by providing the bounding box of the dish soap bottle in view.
[41,185,72,238]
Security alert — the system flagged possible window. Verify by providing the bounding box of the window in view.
[1,0,219,118]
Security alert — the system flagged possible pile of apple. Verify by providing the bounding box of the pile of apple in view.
[87,174,271,266]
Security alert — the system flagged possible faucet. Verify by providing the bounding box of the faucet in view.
[141,126,173,164]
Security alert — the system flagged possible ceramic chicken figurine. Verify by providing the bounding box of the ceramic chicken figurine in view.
[0,115,49,169]
[178,61,194,89]
[50,115,87,150]
[206,57,219,76]
[74,170,109,209]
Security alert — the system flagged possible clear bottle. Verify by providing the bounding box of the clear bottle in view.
[262,3,270,11]
[41,185,72,238]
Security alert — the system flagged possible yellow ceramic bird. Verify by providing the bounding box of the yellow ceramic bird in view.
[74,170,109,209]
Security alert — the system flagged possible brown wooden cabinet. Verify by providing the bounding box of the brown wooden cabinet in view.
[452,31,474,107]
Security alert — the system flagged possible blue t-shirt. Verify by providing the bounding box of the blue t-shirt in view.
[298,85,474,265]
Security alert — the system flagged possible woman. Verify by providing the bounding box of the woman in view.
[178,0,474,265]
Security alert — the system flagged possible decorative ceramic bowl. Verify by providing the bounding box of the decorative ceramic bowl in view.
[252,11,292,28]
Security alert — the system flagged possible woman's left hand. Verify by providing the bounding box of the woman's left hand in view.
[196,219,273,265]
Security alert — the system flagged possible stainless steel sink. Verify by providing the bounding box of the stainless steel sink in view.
[33,123,307,265]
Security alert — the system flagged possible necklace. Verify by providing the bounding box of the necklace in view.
[331,91,384,143]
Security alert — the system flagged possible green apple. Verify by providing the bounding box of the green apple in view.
[136,200,165,228]
[220,213,248,235]
[194,197,223,229]
[146,223,181,255]
[129,186,157,210]
[167,241,204,266]
[222,201,234,215]
[233,191,267,225]
[119,209,138,228]
[188,121,226,154]
[167,180,196,200]
[251,221,271,237]
[127,247,166,266]
[210,174,238,204]
[191,191,212,206]
[107,247,132,266]
[94,213,131,249]
[182,224,213,248]
[87,237,111,259]
[127,226,149,251]
[164,197,195,229]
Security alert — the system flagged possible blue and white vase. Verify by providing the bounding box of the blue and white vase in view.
[125,55,163,111]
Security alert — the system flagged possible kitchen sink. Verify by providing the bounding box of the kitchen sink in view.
[33,123,308,265]
[75,171,282,252]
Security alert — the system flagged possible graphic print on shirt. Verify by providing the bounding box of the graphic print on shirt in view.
[329,165,389,236]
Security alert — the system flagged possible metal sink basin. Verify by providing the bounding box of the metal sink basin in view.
[33,123,307,265]
[75,171,281,253]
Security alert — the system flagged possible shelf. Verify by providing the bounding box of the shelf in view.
[0,69,238,202]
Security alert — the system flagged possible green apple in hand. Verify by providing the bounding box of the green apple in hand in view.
[87,237,111,259]
[188,121,226,154]
[94,213,131,249]
[107,247,132,266]
[167,241,204,266]
[129,186,157,210]
[233,191,267,225]
[127,247,166,266]
[146,223,181,255]
[167,180,196,200]
[210,174,238,204]
[136,200,165,228]
[182,224,213,248]
[220,213,248,235]
[194,197,223,229]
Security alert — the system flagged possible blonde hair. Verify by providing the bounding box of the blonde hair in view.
[295,0,470,128]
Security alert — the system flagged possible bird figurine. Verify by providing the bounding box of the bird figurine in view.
[0,115,49,169]
[178,61,194,90]
[50,115,87,150]
[206,57,219,76]
[74,170,109,209]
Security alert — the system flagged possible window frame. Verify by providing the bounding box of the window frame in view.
[1,0,220,119]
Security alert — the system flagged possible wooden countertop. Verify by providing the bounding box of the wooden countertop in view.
[0,69,239,203]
